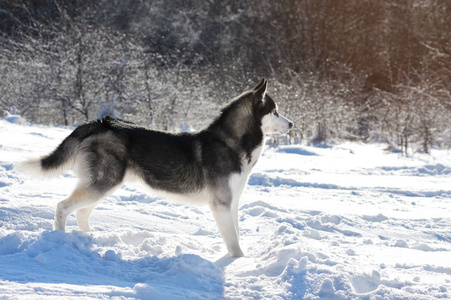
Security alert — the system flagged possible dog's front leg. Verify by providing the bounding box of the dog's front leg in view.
[210,203,244,257]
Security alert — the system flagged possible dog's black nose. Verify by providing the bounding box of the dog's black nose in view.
[288,122,294,129]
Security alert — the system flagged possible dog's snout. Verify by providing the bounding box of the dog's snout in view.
[288,121,294,129]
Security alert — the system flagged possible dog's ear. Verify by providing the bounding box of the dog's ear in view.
[254,79,267,102]
[253,79,266,91]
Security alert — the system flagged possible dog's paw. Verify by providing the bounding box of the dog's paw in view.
[230,248,245,258]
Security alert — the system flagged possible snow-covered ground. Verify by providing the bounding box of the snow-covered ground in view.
[1,118,451,299]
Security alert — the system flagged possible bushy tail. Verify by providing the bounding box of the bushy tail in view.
[16,136,81,179]
[15,120,104,179]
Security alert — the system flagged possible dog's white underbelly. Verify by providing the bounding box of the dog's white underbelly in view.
[152,188,212,205]
[123,170,212,205]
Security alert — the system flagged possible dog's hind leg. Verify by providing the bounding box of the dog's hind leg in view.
[54,135,127,232]
[54,184,119,232]
[76,204,97,232]
[210,203,244,257]
[55,186,94,232]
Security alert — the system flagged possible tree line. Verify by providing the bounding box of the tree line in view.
[0,0,450,153]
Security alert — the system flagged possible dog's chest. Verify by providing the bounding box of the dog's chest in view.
[228,143,264,198]
[248,143,264,169]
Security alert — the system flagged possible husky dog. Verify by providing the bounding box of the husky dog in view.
[17,79,293,257]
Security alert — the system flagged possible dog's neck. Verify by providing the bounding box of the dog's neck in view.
[205,97,265,164]
[206,119,264,165]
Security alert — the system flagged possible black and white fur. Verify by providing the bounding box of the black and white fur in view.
[16,79,293,257]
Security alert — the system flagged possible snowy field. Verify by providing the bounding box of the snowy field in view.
[1,117,451,299]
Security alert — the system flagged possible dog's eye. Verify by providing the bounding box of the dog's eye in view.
[273,110,279,117]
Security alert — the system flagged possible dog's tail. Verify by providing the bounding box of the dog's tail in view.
[15,120,105,179]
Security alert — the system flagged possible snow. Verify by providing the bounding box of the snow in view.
[1,119,451,299]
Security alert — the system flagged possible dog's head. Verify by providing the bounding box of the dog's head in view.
[250,79,294,135]
[211,80,293,141]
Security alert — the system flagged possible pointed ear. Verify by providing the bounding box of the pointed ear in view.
[253,78,266,91]
[254,79,267,101]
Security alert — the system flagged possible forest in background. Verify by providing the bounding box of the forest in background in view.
[0,0,450,153]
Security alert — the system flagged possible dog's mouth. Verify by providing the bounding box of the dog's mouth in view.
[266,125,294,135]
[278,121,294,134]
[262,114,294,135]
[279,127,293,135]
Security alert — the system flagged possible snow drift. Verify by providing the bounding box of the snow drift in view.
[1,119,450,299]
